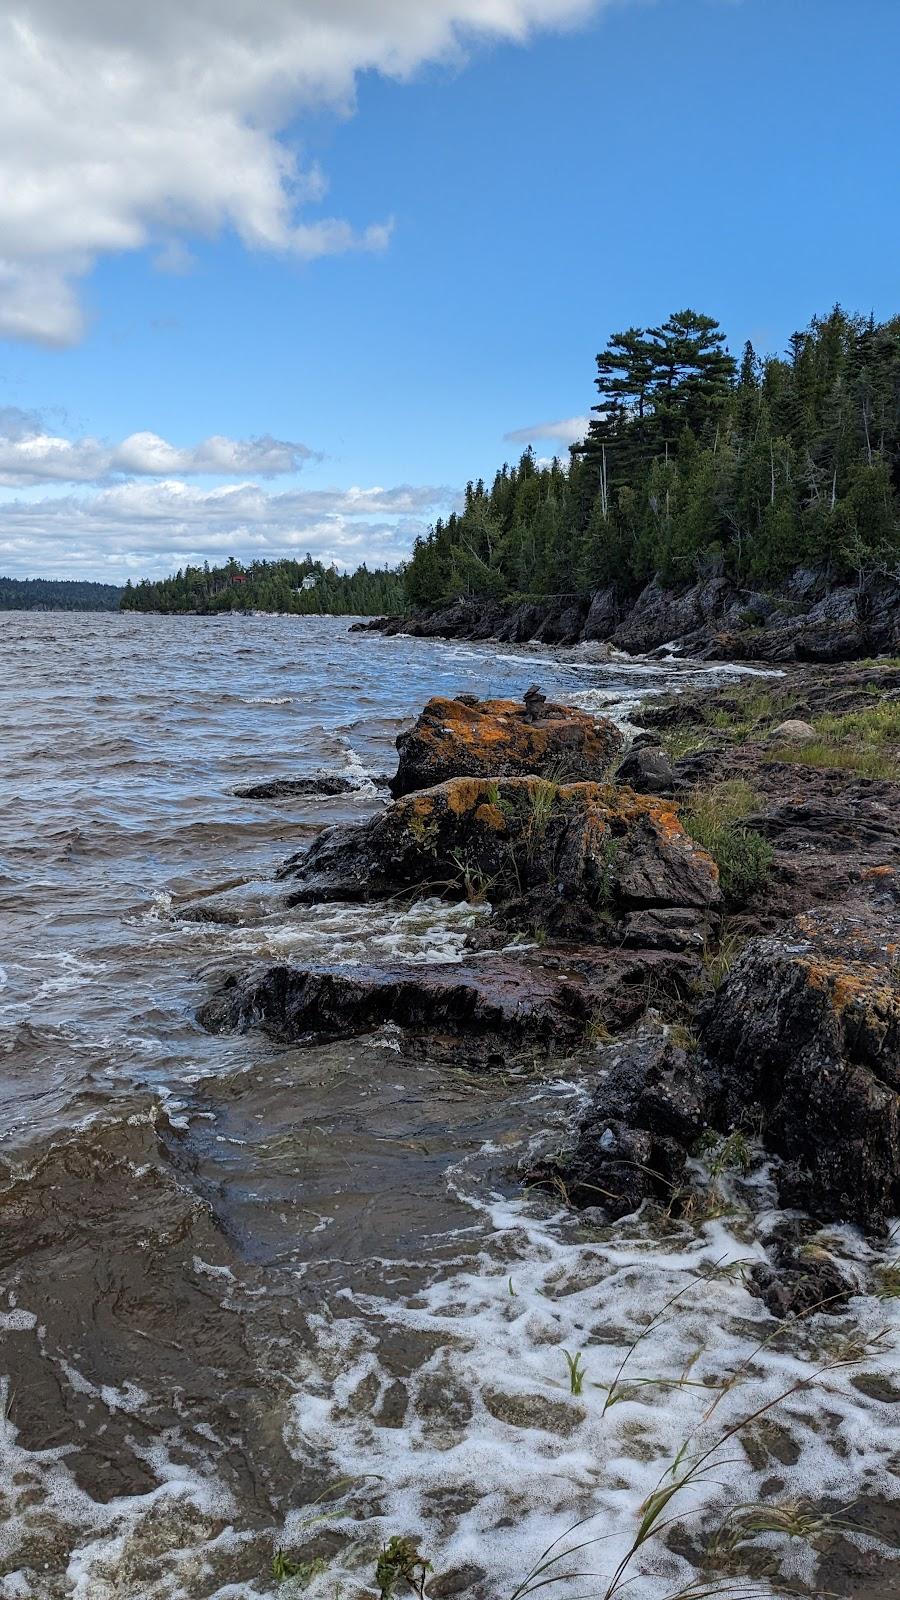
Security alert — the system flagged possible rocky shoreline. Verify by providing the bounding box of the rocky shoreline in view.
[353,567,900,662]
[202,669,900,1314]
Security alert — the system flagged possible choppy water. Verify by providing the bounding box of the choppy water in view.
[1,612,897,1600]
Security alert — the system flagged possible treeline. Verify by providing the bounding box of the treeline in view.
[120,555,405,616]
[0,576,123,610]
[405,305,900,607]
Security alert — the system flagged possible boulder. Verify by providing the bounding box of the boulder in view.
[279,775,721,940]
[614,744,676,795]
[701,904,900,1230]
[233,774,365,799]
[388,693,623,798]
[527,1030,709,1219]
[769,719,817,744]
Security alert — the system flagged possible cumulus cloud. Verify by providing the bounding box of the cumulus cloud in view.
[0,1,611,343]
[504,414,592,445]
[0,420,318,486]
[0,477,452,579]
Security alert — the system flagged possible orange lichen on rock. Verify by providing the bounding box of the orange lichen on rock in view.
[389,694,624,798]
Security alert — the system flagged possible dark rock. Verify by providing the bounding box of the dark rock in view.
[701,904,900,1230]
[351,571,900,664]
[233,774,365,799]
[615,744,675,795]
[582,586,626,641]
[388,694,623,798]
[528,1030,709,1219]
[749,1234,861,1319]
[198,945,698,1052]
[278,775,721,941]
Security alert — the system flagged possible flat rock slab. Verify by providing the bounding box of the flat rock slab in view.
[198,944,697,1050]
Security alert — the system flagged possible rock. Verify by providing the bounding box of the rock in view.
[482,1388,584,1434]
[582,586,626,641]
[528,1029,709,1219]
[615,744,675,795]
[198,944,698,1052]
[701,904,900,1230]
[233,774,365,799]
[388,694,623,798]
[749,1226,861,1319]
[768,719,816,744]
[352,572,900,664]
[278,775,721,940]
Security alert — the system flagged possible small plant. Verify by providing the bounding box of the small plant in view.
[682,782,773,902]
[701,929,746,989]
[666,1020,698,1052]
[406,811,441,851]
[562,1349,587,1395]
[272,1551,329,1586]
[695,1129,754,1178]
[375,1535,432,1600]
[707,1495,860,1566]
[584,1008,613,1045]
[874,1260,900,1299]
[526,776,559,848]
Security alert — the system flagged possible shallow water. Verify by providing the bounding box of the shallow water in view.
[1,613,897,1600]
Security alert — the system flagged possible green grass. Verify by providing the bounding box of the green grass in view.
[563,1350,587,1395]
[375,1536,432,1599]
[769,699,900,779]
[682,781,773,902]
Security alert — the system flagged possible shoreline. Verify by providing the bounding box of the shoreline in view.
[353,566,900,664]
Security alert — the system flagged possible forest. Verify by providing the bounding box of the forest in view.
[0,576,123,610]
[404,306,900,608]
[119,555,404,615]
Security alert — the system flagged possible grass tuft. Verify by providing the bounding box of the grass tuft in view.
[563,1349,587,1395]
[682,781,773,902]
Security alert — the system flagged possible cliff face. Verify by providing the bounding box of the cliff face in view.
[353,567,900,662]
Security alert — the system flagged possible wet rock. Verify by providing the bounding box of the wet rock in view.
[749,1236,861,1319]
[528,1030,709,1219]
[614,744,675,795]
[701,904,900,1230]
[427,1564,489,1598]
[388,694,623,798]
[482,1388,585,1434]
[233,774,366,798]
[279,775,720,941]
[198,944,698,1051]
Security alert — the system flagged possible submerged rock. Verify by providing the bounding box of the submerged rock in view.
[702,903,900,1231]
[279,775,720,941]
[388,693,623,798]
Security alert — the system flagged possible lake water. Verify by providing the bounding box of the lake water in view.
[0,612,896,1600]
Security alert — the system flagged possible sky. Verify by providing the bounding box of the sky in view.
[1,0,899,583]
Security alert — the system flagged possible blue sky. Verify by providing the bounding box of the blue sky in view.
[1,0,898,581]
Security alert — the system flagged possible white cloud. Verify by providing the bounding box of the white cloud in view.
[504,414,592,445]
[0,422,318,485]
[0,477,452,579]
[0,1,609,343]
